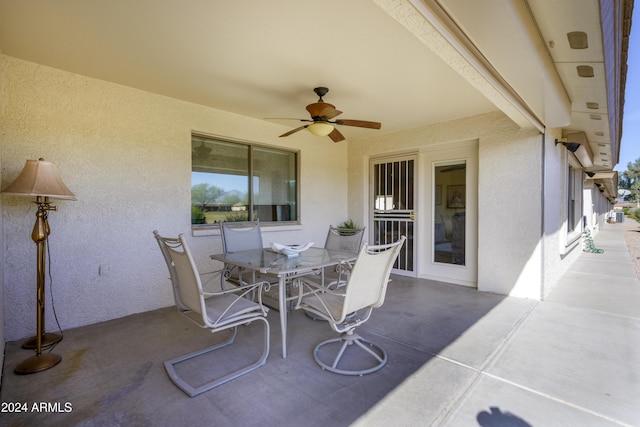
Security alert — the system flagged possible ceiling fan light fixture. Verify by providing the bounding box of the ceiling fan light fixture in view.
[307,122,334,137]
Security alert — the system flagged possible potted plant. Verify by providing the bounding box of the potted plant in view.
[336,219,360,235]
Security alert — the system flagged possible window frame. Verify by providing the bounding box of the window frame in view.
[191,132,301,229]
[565,155,583,244]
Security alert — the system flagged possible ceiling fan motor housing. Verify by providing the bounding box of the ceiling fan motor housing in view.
[306,102,336,120]
[313,87,329,99]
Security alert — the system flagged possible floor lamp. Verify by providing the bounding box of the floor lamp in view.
[2,158,76,374]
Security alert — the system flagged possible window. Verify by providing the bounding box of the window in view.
[567,163,582,233]
[191,134,298,225]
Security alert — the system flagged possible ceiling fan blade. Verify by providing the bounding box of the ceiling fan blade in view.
[335,119,381,129]
[280,125,308,137]
[319,107,343,119]
[265,118,313,122]
[328,128,345,143]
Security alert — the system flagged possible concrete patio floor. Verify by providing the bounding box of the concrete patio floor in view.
[356,221,640,427]
[1,222,639,426]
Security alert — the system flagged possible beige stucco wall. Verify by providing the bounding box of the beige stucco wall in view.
[478,123,543,298]
[0,55,348,341]
[541,132,584,299]
[584,182,613,235]
[348,111,547,298]
[1,53,587,343]
[0,47,5,380]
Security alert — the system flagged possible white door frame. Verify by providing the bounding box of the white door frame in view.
[421,144,478,287]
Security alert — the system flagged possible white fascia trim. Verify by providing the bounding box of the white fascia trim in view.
[406,0,561,132]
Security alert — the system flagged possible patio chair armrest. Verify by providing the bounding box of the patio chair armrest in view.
[292,276,346,309]
[204,279,267,297]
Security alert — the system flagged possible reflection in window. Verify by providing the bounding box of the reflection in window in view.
[375,195,394,211]
[567,165,582,232]
[191,134,298,224]
[433,162,466,265]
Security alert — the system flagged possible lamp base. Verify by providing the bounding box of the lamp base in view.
[21,332,62,350]
[14,353,61,375]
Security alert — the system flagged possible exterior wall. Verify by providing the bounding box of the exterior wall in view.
[348,111,545,298]
[347,117,587,300]
[584,183,596,232]
[541,132,585,299]
[1,53,609,342]
[0,55,349,341]
[596,191,610,229]
[0,48,5,380]
[478,125,543,298]
[542,132,566,298]
[584,182,613,235]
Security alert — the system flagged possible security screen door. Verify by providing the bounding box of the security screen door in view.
[370,155,416,276]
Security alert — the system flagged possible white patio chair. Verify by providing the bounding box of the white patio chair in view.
[153,230,269,397]
[219,221,264,287]
[220,221,282,308]
[324,225,366,253]
[323,225,365,288]
[293,236,405,375]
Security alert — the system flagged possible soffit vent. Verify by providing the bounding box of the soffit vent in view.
[567,31,589,49]
[577,65,594,77]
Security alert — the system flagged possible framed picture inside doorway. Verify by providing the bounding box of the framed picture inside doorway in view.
[447,185,465,208]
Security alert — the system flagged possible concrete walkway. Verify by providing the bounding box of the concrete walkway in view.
[354,222,640,427]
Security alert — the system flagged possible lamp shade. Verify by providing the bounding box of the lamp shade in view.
[2,159,76,200]
[307,122,334,137]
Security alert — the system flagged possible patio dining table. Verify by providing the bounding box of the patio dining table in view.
[210,246,357,358]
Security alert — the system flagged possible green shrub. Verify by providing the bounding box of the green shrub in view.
[628,208,640,222]
[224,212,250,222]
[191,206,206,224]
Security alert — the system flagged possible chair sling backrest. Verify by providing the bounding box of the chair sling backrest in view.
[155,233,206,319]
[220,221,264,253]
[340,237,405,318]
[324,226,365,254]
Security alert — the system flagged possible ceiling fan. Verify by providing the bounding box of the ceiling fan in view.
[276,87,381,142]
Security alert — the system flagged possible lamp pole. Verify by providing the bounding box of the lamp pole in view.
[15,196,62,374]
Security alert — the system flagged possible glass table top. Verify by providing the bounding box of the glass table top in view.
[211,247,356,275]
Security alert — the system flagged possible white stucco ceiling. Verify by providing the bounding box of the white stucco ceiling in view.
[0,0,626,167]
[0,0,498,140]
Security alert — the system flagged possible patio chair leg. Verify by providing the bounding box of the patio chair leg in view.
[164,318,270,397]
[313,331,387,376]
